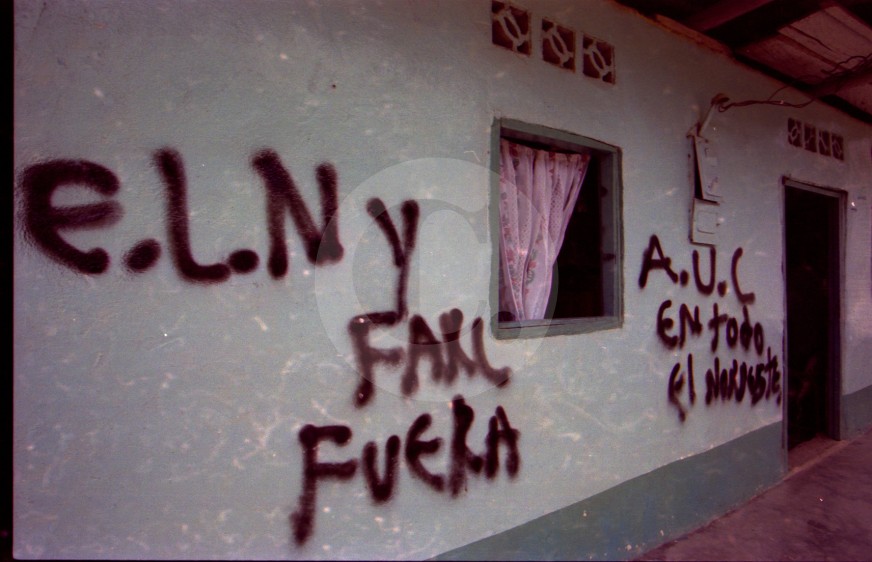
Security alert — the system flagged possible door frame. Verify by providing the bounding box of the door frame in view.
[782,177,845,450]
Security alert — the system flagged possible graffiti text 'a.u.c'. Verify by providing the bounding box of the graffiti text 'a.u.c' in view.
[639,235,782,422]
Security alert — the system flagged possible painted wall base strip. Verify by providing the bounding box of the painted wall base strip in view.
[432,422,785,561]
[842,384,872,439]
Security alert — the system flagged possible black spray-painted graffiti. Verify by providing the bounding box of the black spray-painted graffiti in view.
[19,149,342,282]
[17,150,521,547]
[289,196,517,545]
[290,395,520,544]
[639,235,782,422]
[346,199,511,407]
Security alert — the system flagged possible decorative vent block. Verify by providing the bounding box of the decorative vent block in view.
[788,118,803,147]
[831,134,844,161]
[788,119,844,162]
[818,129,831,156]
[490,1,615,85]
[582,35,615,83]
[803,123,817,152]
[541,19,575,71]
[492,1,531,56]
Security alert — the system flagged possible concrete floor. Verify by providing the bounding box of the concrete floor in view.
[636,427,872,561]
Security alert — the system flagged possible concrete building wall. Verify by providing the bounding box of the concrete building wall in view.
[13,0,872,559]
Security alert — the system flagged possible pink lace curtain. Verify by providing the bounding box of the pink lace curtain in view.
[498,139,591,321]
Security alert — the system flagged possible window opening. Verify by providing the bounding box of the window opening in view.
[546,154,604,319]
[493,119,622,338]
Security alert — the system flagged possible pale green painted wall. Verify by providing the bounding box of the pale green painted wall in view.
[434,422,784,560]
[13,0,872,559]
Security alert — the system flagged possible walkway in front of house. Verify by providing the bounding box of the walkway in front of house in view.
[636,426,872,561]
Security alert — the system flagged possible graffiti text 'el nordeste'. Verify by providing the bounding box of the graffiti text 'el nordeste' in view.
[17,147,521,546]
[639,234,783,422]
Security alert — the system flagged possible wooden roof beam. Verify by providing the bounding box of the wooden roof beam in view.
[809,60,872,97]
[682,0,779,32]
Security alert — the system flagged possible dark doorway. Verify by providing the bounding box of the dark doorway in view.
[784,182,842,451]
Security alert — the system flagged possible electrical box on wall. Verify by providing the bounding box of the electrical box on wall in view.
[692,135,722,202]
[689,134,722,245]
[691,197,720,245]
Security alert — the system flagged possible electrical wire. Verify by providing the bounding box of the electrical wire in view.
[717,89,816,111]
[715,52,872,113]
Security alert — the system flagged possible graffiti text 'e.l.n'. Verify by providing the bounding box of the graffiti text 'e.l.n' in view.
[19,148,343,282]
